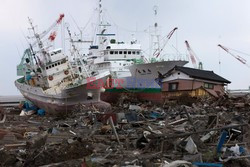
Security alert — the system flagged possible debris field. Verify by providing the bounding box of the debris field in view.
[1,94,250,167]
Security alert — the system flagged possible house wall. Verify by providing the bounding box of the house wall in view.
[162,79,226,97]
[162,88,211,99]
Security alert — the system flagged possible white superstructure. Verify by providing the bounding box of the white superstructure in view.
[15,14,110,114]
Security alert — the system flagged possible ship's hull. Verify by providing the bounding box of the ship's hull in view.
[101,60,188,103]
[128,60,188,88]
[15,73,110,114]
[101,88,163,103]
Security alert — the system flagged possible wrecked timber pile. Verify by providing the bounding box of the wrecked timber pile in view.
[1,94,250,167]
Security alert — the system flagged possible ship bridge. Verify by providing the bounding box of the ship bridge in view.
[103,42,142,61]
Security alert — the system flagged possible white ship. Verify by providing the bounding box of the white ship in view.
[15,14,110,114]
[85,1,188,103]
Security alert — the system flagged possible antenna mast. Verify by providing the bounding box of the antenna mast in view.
[28,17,49,65]
[150,4,160,62]
[98,0,104,45]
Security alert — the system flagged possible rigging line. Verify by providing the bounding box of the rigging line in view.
[218,46,221,74]
[69,13,82,37]
[82,11,96,32]
[19,27,30,47]
[15,43,22,58]
[105,10,148,33]
[171,44,182,55]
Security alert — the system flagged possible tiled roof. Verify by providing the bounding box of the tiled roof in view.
[171,66,231,83]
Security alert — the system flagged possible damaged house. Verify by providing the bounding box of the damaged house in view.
[161,66,231,99]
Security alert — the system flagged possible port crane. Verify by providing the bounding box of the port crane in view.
[153,27,178,58]
[29,14,65,47]
[218,44,250,68]
[27,14,65,66]
[185,40,203,69]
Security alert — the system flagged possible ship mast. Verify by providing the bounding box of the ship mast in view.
[149,4,161,62]
[95,0,114,50]
[67,27,90,78]
[28,17,49,65]
[97,0,104,46]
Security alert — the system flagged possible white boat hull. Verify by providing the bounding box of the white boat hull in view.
[15,73,110,114]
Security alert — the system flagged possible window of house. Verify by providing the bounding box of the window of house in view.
[204,82,214,89]
[169,83,178,91]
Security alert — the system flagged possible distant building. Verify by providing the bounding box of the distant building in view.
[161,66,231,99]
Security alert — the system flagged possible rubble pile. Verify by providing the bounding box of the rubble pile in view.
[1,95,250,166]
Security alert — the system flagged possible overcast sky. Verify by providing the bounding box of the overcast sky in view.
[1,0,250,95]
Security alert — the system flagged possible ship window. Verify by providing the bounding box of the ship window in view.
[148,69,151,72]
[106,46,111,49]
[55,63,58,66]
[137,51,140,55]
[143,69,146,73]
[169,83,178,91]
[132,51,136,54]
[119,51,122,54]
[52,64,55,67]
[46,67,48,70]
[128,51,131,54]
[138,70,141,73]
[115,51,118,54]
[49,66,52,68]
[58,62,61,65]
[124,51,127,54]
[110,51,114,54]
